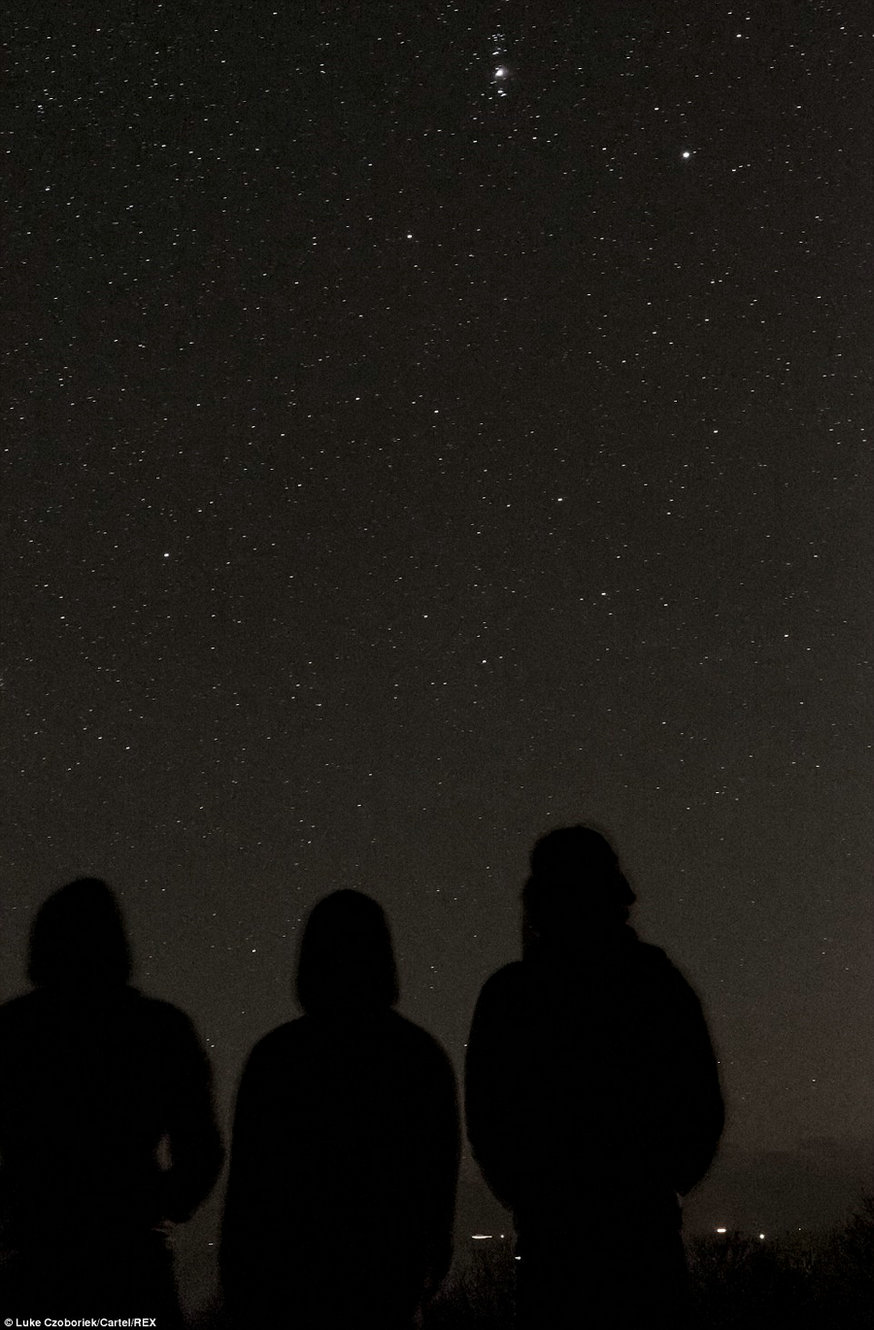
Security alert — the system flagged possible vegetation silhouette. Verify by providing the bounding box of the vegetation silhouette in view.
[465,826,725,1328]
[220,888,460,1330]
[423,1201,874,1330]
[0,877,223,1322]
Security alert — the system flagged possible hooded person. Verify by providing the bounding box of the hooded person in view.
[465,827,724,1329]
[0,878,223,1321]
[220,889,459,1330]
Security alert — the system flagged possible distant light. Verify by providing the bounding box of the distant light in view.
[681,150,691,159]
[471,1234,492,1240]
[495,66,508,79]
[759,1233,766,1241]
[716,1227,727,1234]
[514,1255,522,1261]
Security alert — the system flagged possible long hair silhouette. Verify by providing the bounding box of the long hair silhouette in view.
[28,876,132,988]
[296,887,399,1014]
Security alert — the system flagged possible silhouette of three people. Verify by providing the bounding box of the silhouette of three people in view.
[3,837,722,1330]
[220,888,460,1330]
[466,826,725,1328]
[0,878,223,1322]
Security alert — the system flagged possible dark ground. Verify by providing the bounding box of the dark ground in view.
[183,1197,874,1329]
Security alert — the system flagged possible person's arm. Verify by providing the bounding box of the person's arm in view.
[219,1041,271,1297]
[666,972,725,1196]
[464,970,523,1211]
[421,1043,461,1296]
[160,1010,224,1223]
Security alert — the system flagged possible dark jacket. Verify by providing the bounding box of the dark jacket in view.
[465,927,723,1233]
[0,985,223,1243]
[221,1008,459,1323]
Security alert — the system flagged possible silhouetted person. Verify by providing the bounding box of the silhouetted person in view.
[0,878,223,1322]
[221,889,459,1330]
[465,828,724,1329]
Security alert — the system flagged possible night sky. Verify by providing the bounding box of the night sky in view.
[3,0,872,1218]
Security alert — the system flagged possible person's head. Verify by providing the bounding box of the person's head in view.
[295,889,399,1017]
[28,877,132,990]
[522,825,635,948]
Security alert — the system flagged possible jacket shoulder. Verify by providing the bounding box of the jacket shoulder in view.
[632,940,680,980]
[123,991,207,1046]
[247,1017,300,1055]
[385,1010,456,1071]
[631,942,701,996]
[0,991,35,1023]
[133,991,196,1024]
[477,961,526,998]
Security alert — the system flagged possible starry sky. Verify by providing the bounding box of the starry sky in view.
[3,0,872,1193]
